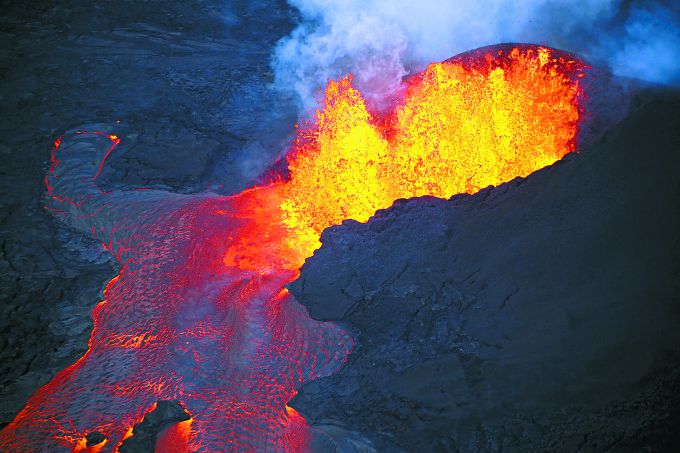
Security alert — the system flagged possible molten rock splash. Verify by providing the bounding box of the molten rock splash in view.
[0,44,586,452]
[281,45,586,256]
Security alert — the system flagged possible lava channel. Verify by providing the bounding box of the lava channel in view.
[0,44,588,452]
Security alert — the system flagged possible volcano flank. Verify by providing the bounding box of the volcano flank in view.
[0,3,679,452]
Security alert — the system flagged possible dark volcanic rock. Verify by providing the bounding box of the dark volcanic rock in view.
[310,422,378,453]
[0,0,296,425]
[290,94,680,451]
[85,431,106,447]
[118,400,191,452]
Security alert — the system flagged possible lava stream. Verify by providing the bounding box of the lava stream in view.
[0,44,587,452]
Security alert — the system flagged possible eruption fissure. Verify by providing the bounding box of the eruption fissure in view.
[0,44,586,452]
[279,45,586,257]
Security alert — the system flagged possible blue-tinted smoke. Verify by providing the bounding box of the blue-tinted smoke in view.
[606,2,680,85]
[272,0,680,112]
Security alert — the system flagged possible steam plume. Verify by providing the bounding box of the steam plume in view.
[272,0,680,112]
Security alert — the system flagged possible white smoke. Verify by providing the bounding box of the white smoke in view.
[606,2,680,84]
[272,0,680,112]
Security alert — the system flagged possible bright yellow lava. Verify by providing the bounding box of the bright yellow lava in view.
[222,46,586,271]
[275,46,586,259]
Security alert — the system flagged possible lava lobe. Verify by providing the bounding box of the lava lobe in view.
[0,44,587,452]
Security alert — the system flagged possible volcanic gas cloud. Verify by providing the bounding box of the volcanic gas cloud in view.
[0,44,587,452]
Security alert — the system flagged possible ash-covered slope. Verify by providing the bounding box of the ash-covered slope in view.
[289,93,680,451]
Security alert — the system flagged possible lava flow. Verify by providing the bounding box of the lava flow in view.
[0,44,587,452]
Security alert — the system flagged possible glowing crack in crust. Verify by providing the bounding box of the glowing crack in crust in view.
[0,44,586,452]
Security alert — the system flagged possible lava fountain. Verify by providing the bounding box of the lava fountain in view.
[0,44,587,452]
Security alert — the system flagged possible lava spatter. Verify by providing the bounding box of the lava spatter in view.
[0,44,587,452]
[281,45,586,256]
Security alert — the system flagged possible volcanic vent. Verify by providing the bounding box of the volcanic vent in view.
[0,44,587,451]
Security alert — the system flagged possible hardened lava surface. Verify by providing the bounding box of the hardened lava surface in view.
[1,131,352,451]
[1,44,588,451]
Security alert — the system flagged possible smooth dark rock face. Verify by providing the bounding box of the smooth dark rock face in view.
[290,94,680,451]
[0,0,296,425]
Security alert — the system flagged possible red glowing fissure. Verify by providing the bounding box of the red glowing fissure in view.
[0,44,587,452]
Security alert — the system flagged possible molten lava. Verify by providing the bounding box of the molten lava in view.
[280,45,586,257]
[0,44,587,452]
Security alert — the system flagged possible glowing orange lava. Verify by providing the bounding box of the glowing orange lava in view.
[0,44,587,452]
[278,45,586,259]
